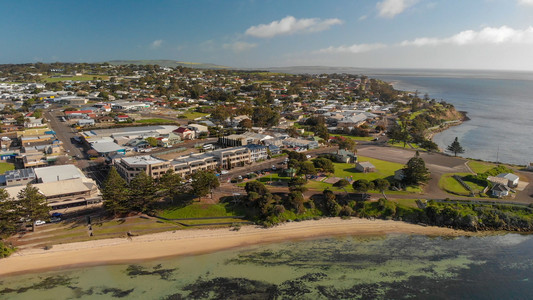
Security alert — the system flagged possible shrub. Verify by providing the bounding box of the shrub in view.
[333,179,350,188]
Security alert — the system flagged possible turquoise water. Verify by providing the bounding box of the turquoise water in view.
[2,233,533,299]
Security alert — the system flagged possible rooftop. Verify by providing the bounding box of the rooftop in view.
[121,155,168,165]
[34,165,86,183]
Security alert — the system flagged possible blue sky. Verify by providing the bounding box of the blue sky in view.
[2,0,533,70]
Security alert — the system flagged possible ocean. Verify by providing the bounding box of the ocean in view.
[270,66,533,165]
[2,233,533,299]
[371,71,533,165]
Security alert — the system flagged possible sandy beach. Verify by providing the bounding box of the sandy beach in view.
[0,218,473,277]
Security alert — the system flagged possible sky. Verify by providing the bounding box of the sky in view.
[2,0,533,70]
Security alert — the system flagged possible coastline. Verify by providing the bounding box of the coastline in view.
[427,111,469,147]
[0,218,474,278]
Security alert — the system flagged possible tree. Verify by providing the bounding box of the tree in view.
[18,183,50,232]
[245,181,269,195]
[312,157,335,173]
[158,169,184,204]
[191,171,220,198]
[447,137,465,157]
[239,118,253,129]
[102,167,130,215]
[0,189,19,237]
[403,151,430,185]
[288,177,307,193]
[145,137,159,147]
[372,178,390,199]
[288,191,305,214]
[333,179,350,188]
[336,137,357,152]
[298,161,316,181]
[352,179,374,193]
[129,172,157,213]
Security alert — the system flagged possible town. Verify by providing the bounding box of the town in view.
[1,62,533,256]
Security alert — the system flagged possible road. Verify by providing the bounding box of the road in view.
[44,110,86,159]
[216,144,533,204]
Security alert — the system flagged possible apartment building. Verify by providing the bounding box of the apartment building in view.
[115,155,171,182]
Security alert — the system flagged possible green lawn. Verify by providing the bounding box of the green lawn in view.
[0,162,15,174]
[333,157,403,181]
[330,133,374,141]
[136,118,175,124]
[180,111,209,120]
[43,75,109,82]
[390,199,419,208]
[305,157,422,194]
[178,218,248,226]
[158,203,238,219]
[467,160,495,174]
[439,173,476,196]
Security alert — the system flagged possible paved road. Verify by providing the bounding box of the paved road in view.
[44,110,85,159]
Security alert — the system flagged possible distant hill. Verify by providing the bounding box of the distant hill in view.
[106,60,229,69]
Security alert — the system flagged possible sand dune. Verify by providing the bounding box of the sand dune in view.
[0,218,472,277]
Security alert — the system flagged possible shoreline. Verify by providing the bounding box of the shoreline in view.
[427,111,469,148]
[0,218,475,278]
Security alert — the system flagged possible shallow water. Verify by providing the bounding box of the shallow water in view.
[2,233,533,299]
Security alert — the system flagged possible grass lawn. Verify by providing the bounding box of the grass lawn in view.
[43,75,109,82]
[390,199,419,208]
[330,133,374,141]
[467,160,496,174]
[158,203,238,219]
[439,173,473,196]
[334,157,403,181]
[305,157,422,194]
[178,218,248,226]
[136,118,175,124]
[0,162,15,173]
[180,111,208,120]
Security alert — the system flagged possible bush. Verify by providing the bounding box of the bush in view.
[333,179,350,188]
[0,241,15,258]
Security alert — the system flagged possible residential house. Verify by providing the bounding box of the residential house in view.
[492,184,510,198]
[174,127,195,140]
[115,115,130,122]
[335,149,357,163]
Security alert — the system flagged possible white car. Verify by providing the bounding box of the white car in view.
[221,170,229,175]
[35,220,46,226]
[306,155,312,159]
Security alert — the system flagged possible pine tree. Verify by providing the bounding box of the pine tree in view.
[158,169,184,204]
[402,151,430,185]
[191,171,220,198]
[129,171,157,213]
[18,183,50,232]
[102,167,130,215]
[0,188,19,236]
[447,137,465,157]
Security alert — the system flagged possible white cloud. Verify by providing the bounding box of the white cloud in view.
[316,43,387,54]
[150,39,163,49]
[400,26,533,46]
[245,16,343,38]
[223,41,257,52]
[358,15,368,21]
[376,0,418,18]
[518,0,533,6]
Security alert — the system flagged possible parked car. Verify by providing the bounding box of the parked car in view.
[271,165,277,171]
[50,217,62,223]
[221,170,229,175]
[306,155,312,159]
[35,220,46,226]
[51,212,63,218]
